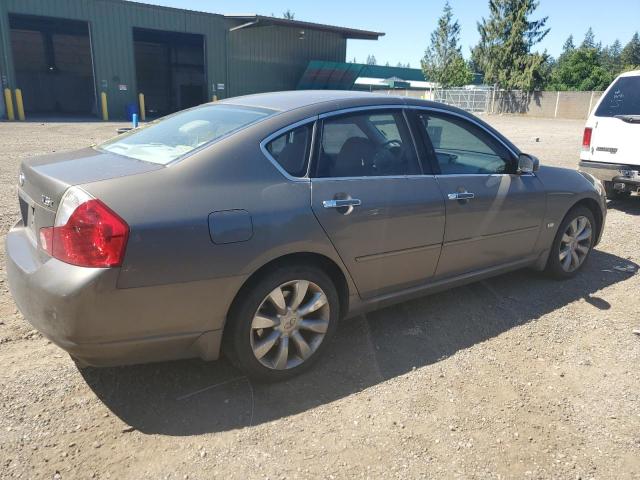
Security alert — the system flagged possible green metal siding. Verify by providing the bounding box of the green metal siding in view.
[0,0,352,118]
[0,0,228,118]
[227,24,346,97]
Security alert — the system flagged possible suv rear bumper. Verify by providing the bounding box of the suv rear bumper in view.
[579,160,640,185]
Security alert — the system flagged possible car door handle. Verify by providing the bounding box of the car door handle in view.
[322,199,362,209]
[448,192,475,201]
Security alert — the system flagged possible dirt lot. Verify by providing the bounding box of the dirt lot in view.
[0,116,639,480]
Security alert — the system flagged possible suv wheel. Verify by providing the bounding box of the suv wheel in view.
[224,265,339,382]
[545,206,596,279]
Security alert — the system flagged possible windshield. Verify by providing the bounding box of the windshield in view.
[595,76,640,118]
[99,104,275,164]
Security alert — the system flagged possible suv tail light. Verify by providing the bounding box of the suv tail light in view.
[40,187,129,268]
[582,127,592,151]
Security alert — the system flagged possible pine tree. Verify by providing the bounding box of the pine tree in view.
[621,32,640,68]
[562,35,575,54]
[601,40,623,74]
[581,28,596,49]
[366,54,377,65]
[421,1,472,87]
[473,0,550,91]
[548,29,613,90]
[282,10,295,20]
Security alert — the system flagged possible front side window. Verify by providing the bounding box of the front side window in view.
[315,110,420,178]
[99,104,274,165]
[595,76,640,117]
[265,124,312,177]
[416,113,513,175]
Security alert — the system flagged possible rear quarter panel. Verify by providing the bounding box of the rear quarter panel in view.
[81,113,356,327]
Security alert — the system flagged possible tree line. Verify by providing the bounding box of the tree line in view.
[421,0,640,91]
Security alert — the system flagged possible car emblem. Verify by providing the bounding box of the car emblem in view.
[41,195,54,208]
[18,171,25,187]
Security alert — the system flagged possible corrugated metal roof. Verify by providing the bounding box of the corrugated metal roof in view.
[297,61,428,90]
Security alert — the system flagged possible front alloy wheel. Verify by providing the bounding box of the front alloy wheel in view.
[250,280,330,370]
[558,216,592,273]
[546,205,596,279]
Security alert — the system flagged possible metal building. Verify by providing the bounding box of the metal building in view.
[0,0,382,119]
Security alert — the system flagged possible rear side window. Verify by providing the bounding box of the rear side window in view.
[595,76,640,117]
[265,124,312,177]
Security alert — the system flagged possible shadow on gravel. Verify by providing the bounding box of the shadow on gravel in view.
[81,249,637,436]
[607,195,640,215]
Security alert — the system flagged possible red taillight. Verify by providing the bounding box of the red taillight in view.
[582,127,592,151]
[40,199,129,268]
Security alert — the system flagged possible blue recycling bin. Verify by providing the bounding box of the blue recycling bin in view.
[125,103,139,121]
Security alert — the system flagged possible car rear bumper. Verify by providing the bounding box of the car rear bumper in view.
[5,221,243,367]
[579,160,640,185]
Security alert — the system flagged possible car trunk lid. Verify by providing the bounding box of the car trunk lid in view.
[17,148,162,246]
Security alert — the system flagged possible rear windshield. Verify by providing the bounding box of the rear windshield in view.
[595,76,640,117]
[99,104,275,164]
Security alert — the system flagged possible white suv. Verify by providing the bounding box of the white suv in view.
[580,70,640,199]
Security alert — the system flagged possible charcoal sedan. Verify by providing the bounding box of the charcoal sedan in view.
[6,91,606,381]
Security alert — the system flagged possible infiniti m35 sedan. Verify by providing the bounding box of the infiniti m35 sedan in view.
[6,91,606,381]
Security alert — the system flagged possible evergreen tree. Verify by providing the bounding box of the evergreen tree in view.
[581,28,596,49]
[421,2,472,87]
[473,0,550,91]
[549,29,613,90]
[562,35,575,53]
[366,54,377,65]
[601,39,623,73]
[282,10,295,20]
[621,32,640,68]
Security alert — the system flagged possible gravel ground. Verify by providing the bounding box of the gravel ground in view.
[0,116,639,480]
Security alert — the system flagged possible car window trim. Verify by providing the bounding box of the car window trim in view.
[311,106,425,179]
[259,116,318,182]
[408,106,519,176]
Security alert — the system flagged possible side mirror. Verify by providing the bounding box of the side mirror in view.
[517,153,540,174]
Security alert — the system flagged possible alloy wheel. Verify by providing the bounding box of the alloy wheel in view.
[558,215,592,272]
[250,280,330,370]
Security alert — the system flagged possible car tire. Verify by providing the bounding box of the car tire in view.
[545,205,596,279]
[604,181,631,200]
[223,265,339,382]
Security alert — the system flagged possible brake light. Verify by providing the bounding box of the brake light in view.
[40,187,129,268]
[582,127,592,151]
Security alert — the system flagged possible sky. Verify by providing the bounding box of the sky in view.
[137,0,640,67]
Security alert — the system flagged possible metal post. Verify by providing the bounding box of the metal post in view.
[15,88,25,121]
[100,92,108,121]
[3,88,14,121]
[491,87,496,114]
[138,93,146,122]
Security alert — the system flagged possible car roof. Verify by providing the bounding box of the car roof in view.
[220,90,413,112]
[218,90,521,157]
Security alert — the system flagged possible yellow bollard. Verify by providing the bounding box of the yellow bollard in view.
[138,93,145,122]
[15,89,25,121]
[100,92,108,121]
[4,88,15,121]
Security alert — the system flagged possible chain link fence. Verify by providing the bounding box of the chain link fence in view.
[431,88,603,119]
[433,88,492,113]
